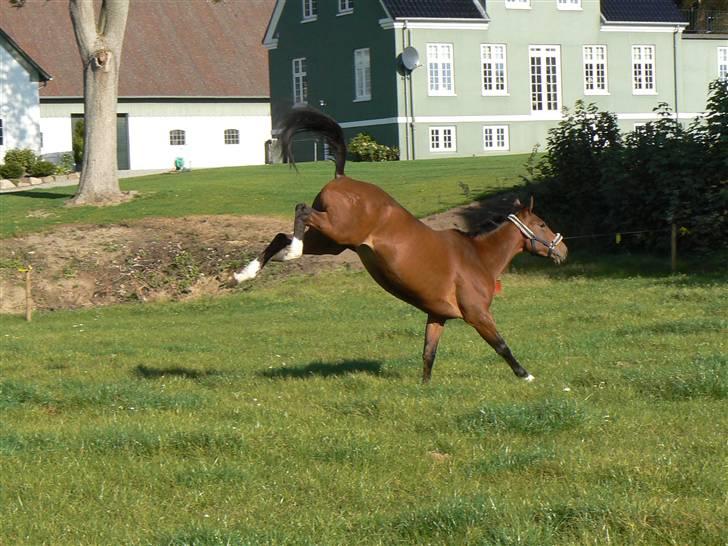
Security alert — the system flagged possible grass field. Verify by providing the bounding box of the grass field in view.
[1,157,726,544]
[1,257,726,545]
[0,155,526,238]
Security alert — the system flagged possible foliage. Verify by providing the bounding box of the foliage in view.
[3,148,37,174]
[348,132,399,162]
[28,160,57,178]
[55,153,76,175]
[0,162,24,180]
[524,80,728,255]
[72,119,85,165]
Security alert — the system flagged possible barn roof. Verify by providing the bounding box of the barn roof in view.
[0,0,274,99]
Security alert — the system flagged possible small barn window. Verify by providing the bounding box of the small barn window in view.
[170,129,186,146]
[0,119,4,146]
[224,129,240,144]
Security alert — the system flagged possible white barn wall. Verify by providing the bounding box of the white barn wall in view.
[40,100,271,169]
[0,37,42,158]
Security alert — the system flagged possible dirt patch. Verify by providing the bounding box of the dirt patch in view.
[0,193,517,313]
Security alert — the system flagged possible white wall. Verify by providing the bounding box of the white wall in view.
[40,101,272,170]
[0,37,42,160]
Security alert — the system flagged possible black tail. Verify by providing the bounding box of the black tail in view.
[279,107,346,177]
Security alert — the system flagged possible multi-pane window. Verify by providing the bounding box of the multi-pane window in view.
[505,0,530,8]
[292,57,308,104]
[557,0,580,9]
[481,44,508,95]
[224,129,240,145]
[429,127,456,152]
[302,0,317,20]
[529,45,561,113]
[338,0,353,13]
[427,44,454,96]
[483,126,509,151]
[632,45,656,94]
[719,47,728,79]
[354,48,371,101]
[583,45,608,94]
[169,130,185,146]
[0,119,3,146]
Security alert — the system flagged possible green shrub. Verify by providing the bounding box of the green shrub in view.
[3,148,37,174]
[0,162,24,179]
[55,153,75,175]
[72,119,85,165]
[524,79,728,255]
[29,160,56,178]
[349,133,399,162]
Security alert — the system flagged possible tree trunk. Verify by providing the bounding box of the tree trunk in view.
[67,0,130,206]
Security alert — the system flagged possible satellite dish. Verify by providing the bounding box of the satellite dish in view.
[400,46,420,72]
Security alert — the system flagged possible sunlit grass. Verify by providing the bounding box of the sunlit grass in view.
[1,255,726,544]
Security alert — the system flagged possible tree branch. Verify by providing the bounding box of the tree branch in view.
[69,0,97,60]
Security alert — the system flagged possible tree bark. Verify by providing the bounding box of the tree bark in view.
[67,0,130,206]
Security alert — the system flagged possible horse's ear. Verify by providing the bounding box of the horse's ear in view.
[513,198,522,208]
[529,195,535,212]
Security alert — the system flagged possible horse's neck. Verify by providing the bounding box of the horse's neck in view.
[474,222,524,277]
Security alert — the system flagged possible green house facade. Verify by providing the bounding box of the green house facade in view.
[264,0,728,160]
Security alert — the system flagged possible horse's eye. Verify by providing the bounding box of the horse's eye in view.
[539,223,546,228]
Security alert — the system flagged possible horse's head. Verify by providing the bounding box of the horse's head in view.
[509,197,568,264]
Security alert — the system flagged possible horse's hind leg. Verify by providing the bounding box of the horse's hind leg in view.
[469,313,534,382]
[233,204,309,283]
[422,316,446,384]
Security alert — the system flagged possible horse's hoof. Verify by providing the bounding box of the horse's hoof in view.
[233,259,261,283]
[524,374,535,382]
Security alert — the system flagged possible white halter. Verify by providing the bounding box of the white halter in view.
[507,214,564,258]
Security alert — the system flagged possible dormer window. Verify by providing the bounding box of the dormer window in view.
[505,0,530,9]
[557,0,581,9]
[338,0,353,14]
[302,0,317,21]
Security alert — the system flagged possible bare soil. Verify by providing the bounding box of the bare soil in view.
[0,193,516,313]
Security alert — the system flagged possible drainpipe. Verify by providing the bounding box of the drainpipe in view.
[407,24,416,160]
[673,26,680,125]
[402,23,410,160]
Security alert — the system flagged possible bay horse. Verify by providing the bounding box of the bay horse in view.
[233,108,567,383]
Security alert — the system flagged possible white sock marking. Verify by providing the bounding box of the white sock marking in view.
[272,237,303,262]
[524,374,535,382]
[234,258,261,283]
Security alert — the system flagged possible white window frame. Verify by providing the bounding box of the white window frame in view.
[169,129,186,146]
[292,57,308,105]
[719,47,728,79]
[429,126,456,152]
[529,45,562,115]
[583,45,609,95]
[505,0,530,9]
[338,0,353,15]
[302,0,317,21]
[632,45,656,95]
[557,0,581,10]
[354,48,371,101]
[483,126,510,151]
[481,44,508,96]
[426,43,455,96]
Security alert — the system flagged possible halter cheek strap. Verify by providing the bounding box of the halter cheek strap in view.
[507,214,563,258]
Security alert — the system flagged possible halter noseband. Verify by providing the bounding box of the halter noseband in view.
[507,214,564,259]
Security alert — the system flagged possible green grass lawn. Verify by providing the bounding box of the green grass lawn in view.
[1,256,726,545]
[0,155,527,238]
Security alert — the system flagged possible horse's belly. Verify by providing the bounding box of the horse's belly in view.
[355,245,461,318]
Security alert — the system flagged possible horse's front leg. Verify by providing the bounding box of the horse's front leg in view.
[422,315,446,384]
[468,312,534,382]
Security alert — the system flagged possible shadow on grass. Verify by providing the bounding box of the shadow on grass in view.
[4,190,72,200]
[134,364,222,380]
[260,359,391,380]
